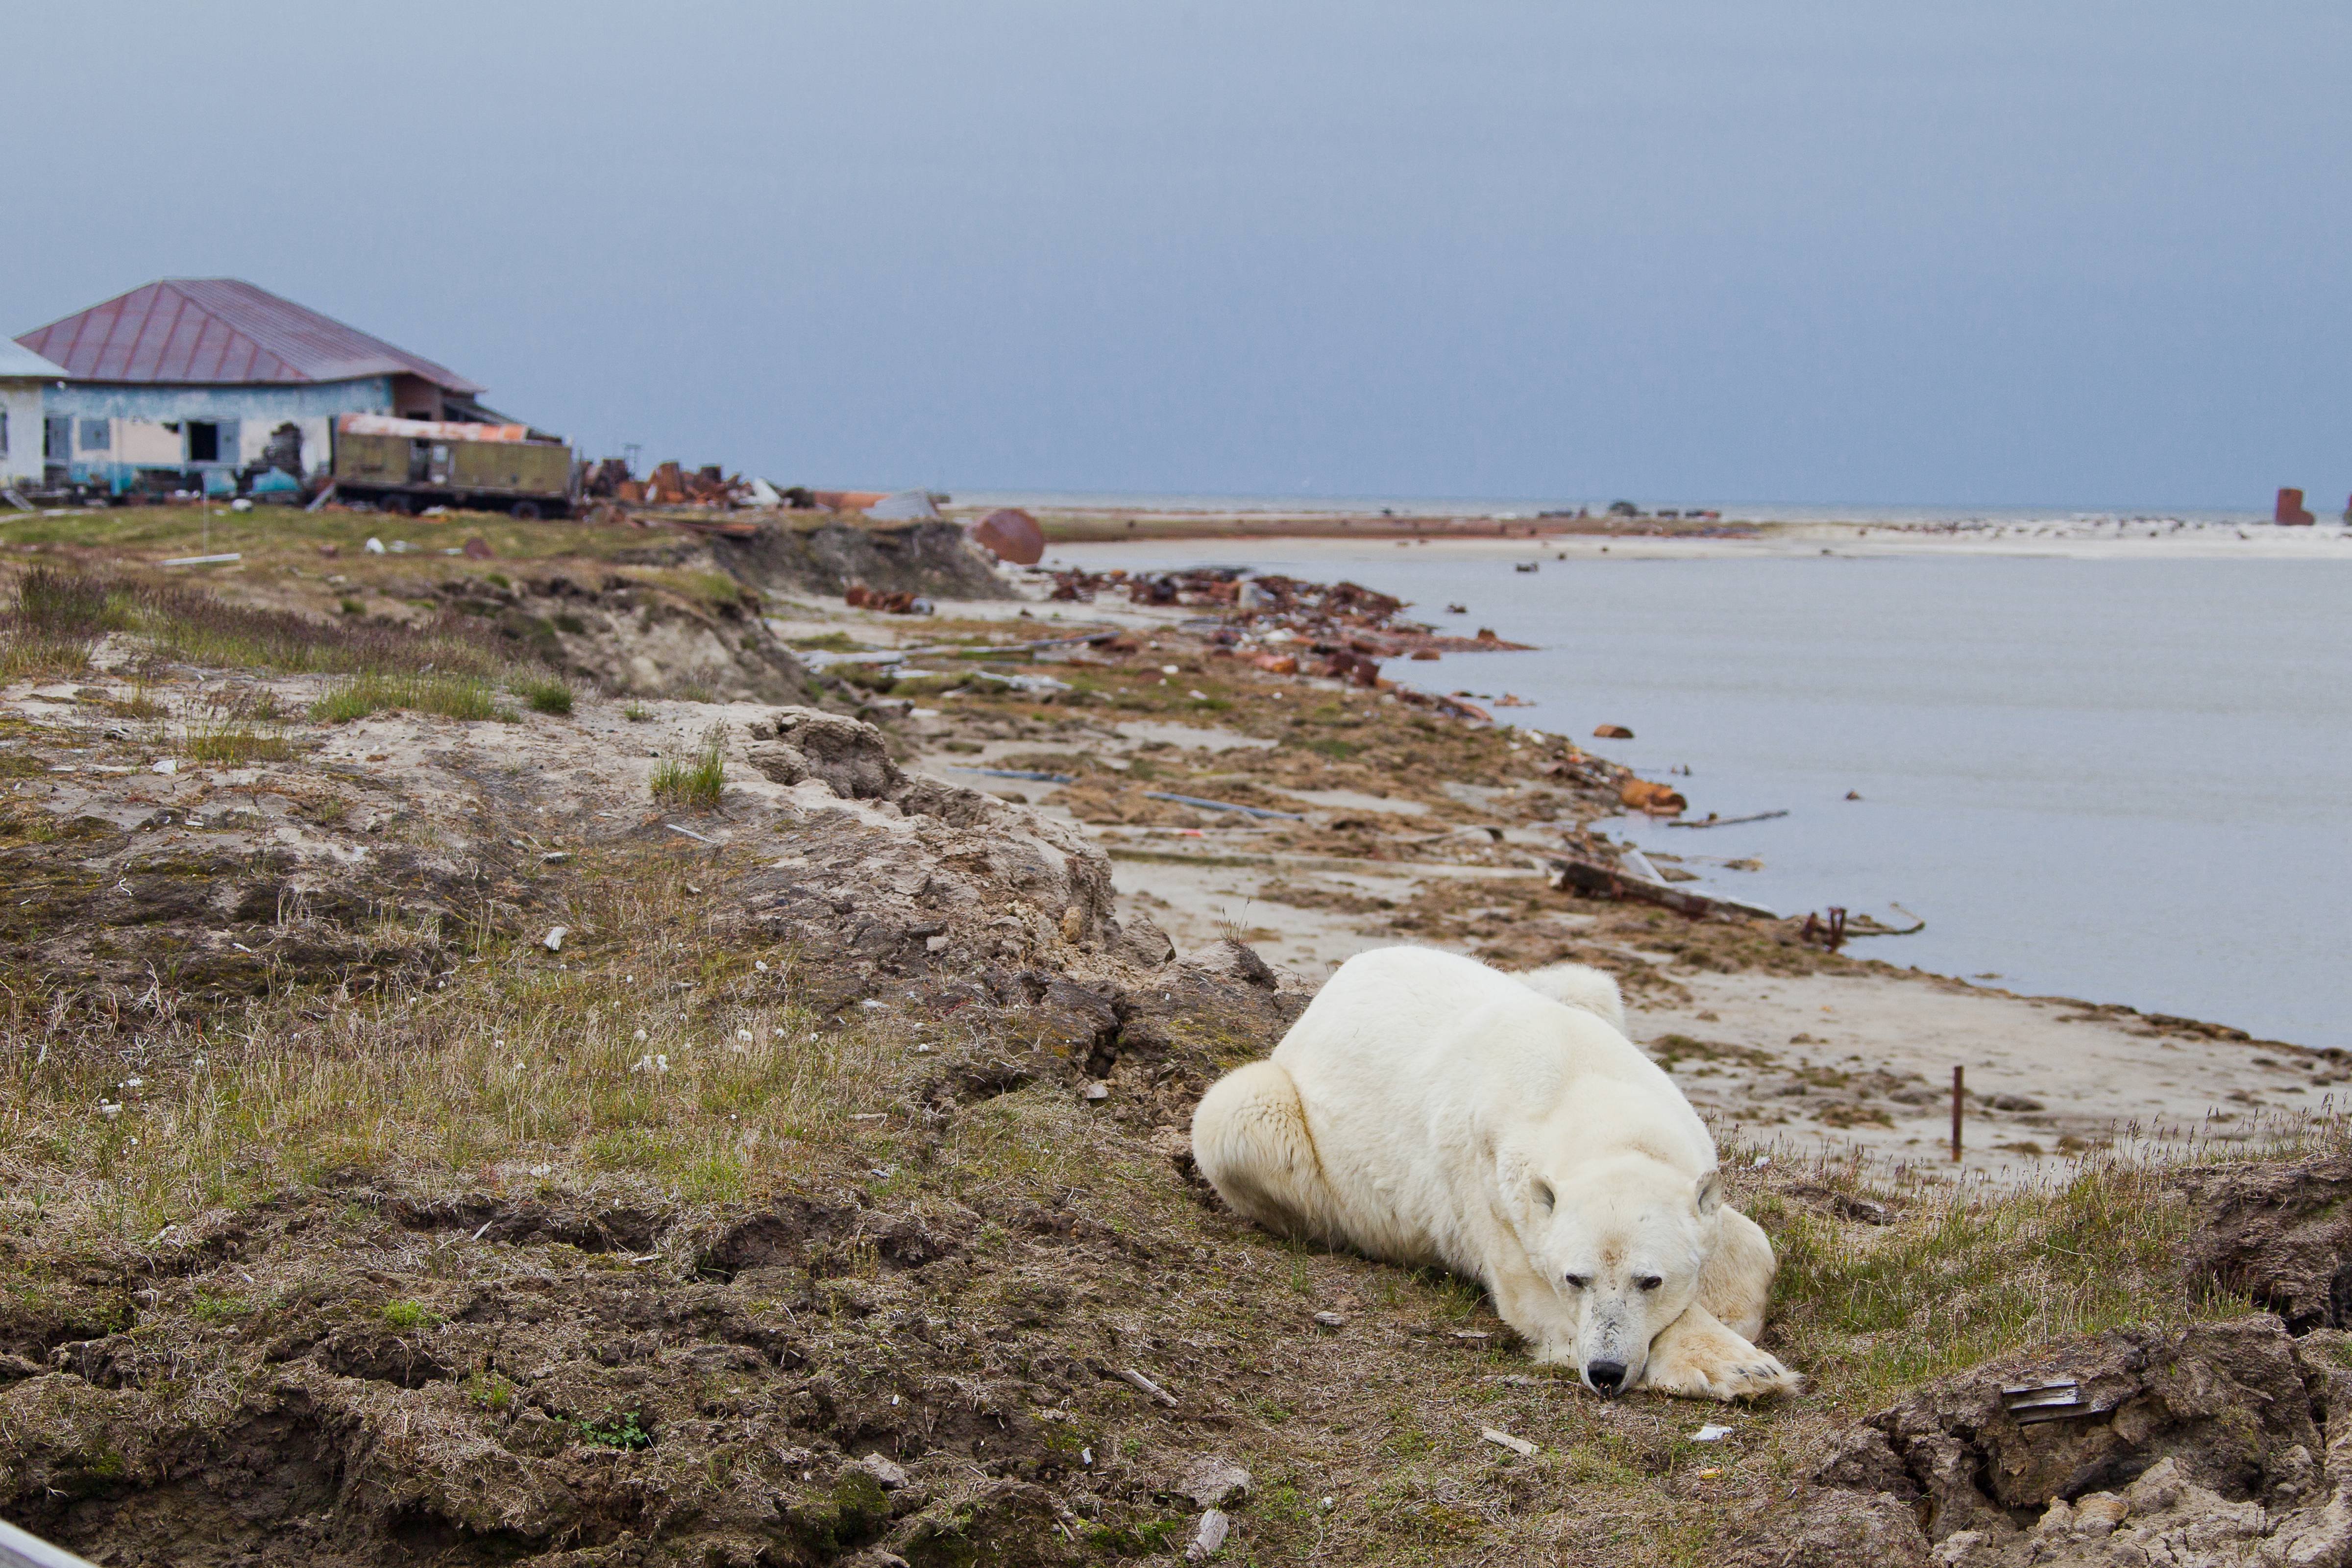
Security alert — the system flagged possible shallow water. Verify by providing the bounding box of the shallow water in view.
[1055,545,2352,1048]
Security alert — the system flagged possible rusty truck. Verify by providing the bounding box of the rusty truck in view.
[329,413,577,517]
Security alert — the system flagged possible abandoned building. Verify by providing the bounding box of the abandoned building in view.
[0,339,68,488]
[12,279,525,497]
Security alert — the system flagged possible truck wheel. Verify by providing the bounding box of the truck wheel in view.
[511,501,542,521]
[382,493,414,515]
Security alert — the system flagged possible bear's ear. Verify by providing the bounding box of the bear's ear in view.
[1694,1168,1723,1217]
[1533,1180,1555,1213]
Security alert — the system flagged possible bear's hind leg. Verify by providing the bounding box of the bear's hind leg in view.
[1696,1205,1777,1343]
[1190,1061,1340,1242]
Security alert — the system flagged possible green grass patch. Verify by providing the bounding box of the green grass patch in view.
[380,1299,438,1331]
[514,676,574,716]
[184,720,294,766]
[312,673,503,724]
[651,727,727,810]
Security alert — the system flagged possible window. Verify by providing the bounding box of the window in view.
[78,418,110,452]
[0,410,8,459]
[187,422,220,462]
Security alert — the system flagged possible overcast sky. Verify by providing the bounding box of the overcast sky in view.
[9,2,2347,510]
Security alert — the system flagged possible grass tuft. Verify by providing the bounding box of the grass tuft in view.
[312,673,502,724]
[651,726,727,809]
[515,676,574,716]
[380,1299,439,1331]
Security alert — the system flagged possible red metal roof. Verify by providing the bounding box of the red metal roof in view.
[13,279,484,393]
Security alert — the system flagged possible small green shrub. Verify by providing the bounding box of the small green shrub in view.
[338,597,363,616]
[577,1411,651,1450]
[622,701,652,723]
[552,612,587,635]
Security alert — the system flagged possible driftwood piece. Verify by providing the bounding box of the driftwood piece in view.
[1117,1367,1179,1407]
[1480,1426,1540,1457]
[1545,857,1777,921]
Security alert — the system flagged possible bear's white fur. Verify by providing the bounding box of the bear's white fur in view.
[1191,945,1798,1401]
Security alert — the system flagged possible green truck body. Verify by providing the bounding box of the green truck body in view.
[331,424,576,517]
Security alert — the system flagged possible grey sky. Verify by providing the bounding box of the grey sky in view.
[10,2,2347,509]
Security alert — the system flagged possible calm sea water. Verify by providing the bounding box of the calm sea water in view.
[1054,545,2352,1048]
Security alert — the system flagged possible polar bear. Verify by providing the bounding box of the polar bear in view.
[1190,946,1797,1401]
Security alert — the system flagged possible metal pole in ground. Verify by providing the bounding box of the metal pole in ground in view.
[1952,1065,1964,1162]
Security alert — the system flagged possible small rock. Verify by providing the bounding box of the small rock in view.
[1184,938,1277,990]
[540,851,570,863]
[1184,1509,1230,1562]
[1060,905,1083,943]
[461,536,494,560]
[1312,1311,1346,1329]
[151,759,178,775]
[542,926,568,952]
[1080,1081,1109,1102]
[1593,723,1634,739]
[364,537,387,555]
[855,1452,908,1490]
[1691,1423,1733,1443]
[925,934,950,954]
[2072,1492,2127,1537]
[1931,1529,1984,1567]
[1179,1456,1252,1509]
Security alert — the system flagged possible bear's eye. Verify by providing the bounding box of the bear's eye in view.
[1563,1274,1589,1290]
[1637,1274,1663,1292]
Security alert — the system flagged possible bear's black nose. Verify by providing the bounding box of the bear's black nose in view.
[1586,1359,1628,1396]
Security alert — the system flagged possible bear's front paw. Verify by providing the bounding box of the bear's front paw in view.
[1641,1307,1804,1402]
[1649,1348,1803,1402]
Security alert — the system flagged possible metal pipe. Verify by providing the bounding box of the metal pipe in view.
[1952,1065,1964,1162]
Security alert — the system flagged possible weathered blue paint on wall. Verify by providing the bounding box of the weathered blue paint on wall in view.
[41,377,393,421]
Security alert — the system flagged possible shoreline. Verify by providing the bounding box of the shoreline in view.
[1017,518,2352,563]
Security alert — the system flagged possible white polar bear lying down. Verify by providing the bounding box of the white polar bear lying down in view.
[1191,945,1799,1401]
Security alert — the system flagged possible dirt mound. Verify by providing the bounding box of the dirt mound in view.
[715,521,1011,602]
[2175,1154,2352,1332]
[430,571,815,704]
[1805,1317,2352,1566]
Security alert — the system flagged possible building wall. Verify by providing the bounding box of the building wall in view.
[41,377,393,490]
[0,380,43,484]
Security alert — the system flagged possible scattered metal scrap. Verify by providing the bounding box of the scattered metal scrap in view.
[2001,1379,2093,1424]
[1143,792,1304,822]
[952,766,1077,784]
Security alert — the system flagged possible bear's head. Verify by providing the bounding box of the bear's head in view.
[1510,1150,1720,1396]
